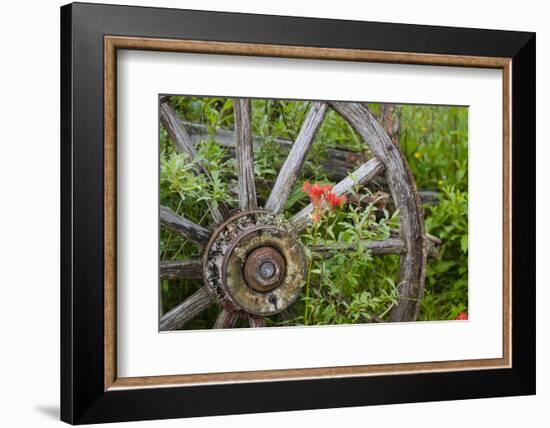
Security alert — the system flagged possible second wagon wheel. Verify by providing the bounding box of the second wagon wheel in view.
[159,98,426,330]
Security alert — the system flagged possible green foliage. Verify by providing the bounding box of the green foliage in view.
[420,187,469,320]
[298,191,401,325]
[391,105,469,320]
[159,115,235,322]
[159,96,469,327]
[400,105,468,191]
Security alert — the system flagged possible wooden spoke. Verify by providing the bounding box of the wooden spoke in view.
[248,316,266,328]
[279,308,296,322]
[332,158,384,195]
[213,309,239,329]
[265,102,328,214]
[160,287,213,331]
[290,158,384,233]
[234,98,257,211]
[160,205,210,244]
[160,259,203,279]
[330,101,426,322]
[160,99,228,223]
[313,238,405,258]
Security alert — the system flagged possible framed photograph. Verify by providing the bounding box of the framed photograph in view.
[60,2,535,424]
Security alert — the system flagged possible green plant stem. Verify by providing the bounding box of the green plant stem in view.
[377,302,396,320]
[304,222,319,325]
[314,215,335,324]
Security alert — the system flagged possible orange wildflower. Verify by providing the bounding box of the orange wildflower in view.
[302,181,345,222]
[326,192,346,209]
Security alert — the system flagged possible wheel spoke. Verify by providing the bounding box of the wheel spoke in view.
[290,158,384,233]
[248,316,266,328]
[160,287,213,331]
[160,99,228,223]
[213,309,239,329]
[160,205,210,244]
[313,238,404,258]
[160,259,203,279]
[265,102,328,214]
[234,98,258,211]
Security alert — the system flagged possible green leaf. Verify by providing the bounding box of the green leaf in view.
[460,234,468,253]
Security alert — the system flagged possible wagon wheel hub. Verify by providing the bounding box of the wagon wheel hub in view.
[244,247,286,292]
[203,211,307,317]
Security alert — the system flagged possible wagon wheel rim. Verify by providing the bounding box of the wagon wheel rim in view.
[159,98,426,331]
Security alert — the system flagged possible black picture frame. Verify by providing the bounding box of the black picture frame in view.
[61,2,535,424]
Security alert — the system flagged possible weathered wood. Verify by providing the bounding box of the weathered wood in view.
[160,101,198,158]
[278,308,297,322]
[248,316,266,328]
[184,120,293,149]
[379,104,401,144]
[290,158,384,233]
[213,309,239,329]
[183,120,366,181]
[332,158,385,196]
[330,102,426,322]
[160,205,210,244]
[160,260,203,279]
[160,100,228,223]
[184,119,441,205]
[265,102,328,214]
[234,99,257,211]
[389,230,441,258]
[313,238,405,258]
[312,232,438,260]
[160,286,213,330]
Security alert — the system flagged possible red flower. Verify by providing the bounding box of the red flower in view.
[326,192,346,209]
[302,181,345,222]
[303,181,332,203]
[455,312,468,320]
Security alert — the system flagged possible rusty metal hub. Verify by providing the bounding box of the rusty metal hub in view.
[243,246,286,292]
[203,210,306,316]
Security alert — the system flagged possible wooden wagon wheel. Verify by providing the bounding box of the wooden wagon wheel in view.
[159,98,426,330]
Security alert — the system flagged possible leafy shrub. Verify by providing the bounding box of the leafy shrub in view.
[420,187,468,320]
[298,187,401,325]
